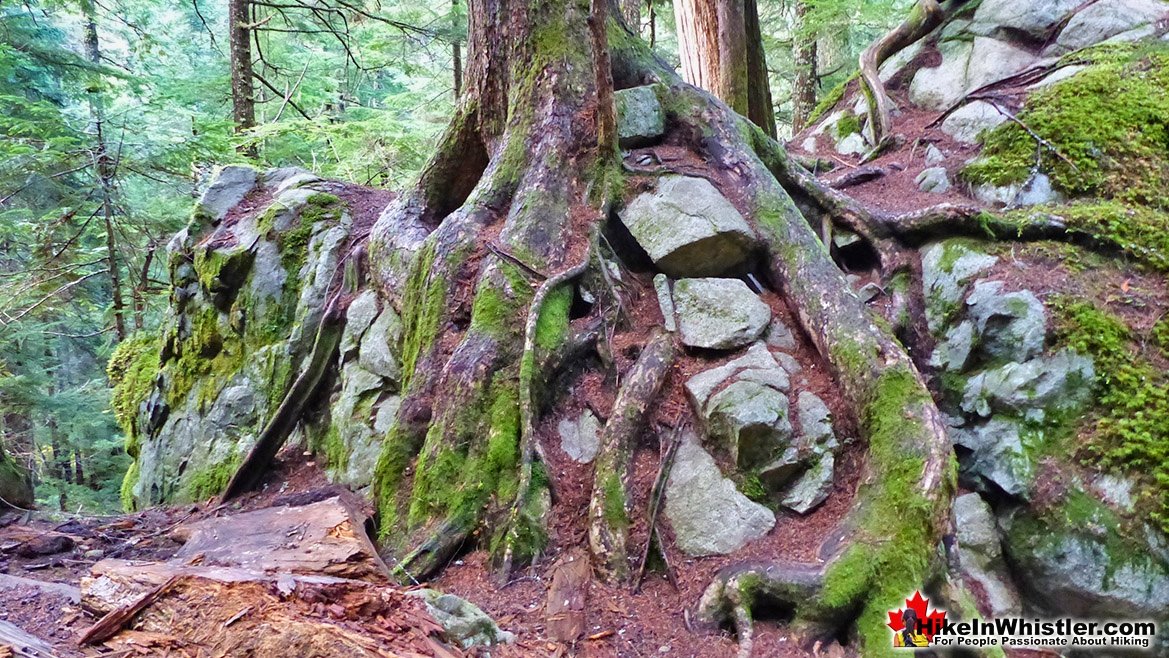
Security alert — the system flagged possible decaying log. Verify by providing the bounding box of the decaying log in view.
[587,329,676,581]
[79,562,459,657]
[172,495,391,581]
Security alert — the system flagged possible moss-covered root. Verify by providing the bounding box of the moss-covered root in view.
[587,328,675,582]
[697,562,825,658]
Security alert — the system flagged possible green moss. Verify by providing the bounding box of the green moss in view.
[1049,297,1169,532]
[601,470,628,530]
[107,333,162,448]
[805,74,855,127]
[534,285,572,351]
[1153,316,1169,358]
[120,460,140,511]
[181,454,241,502]
[398,242,444,391]
[163,306,247,414]
[1000,201,1169,272]
[835,113,862,139]
[812,362,949,655]
[963,42,1169,209]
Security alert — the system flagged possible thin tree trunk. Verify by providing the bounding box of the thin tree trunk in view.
[621,0,640,32]
[82,0,126,341]
[229,0,257,156]
[791,0,818,132]
[452,0,463,96]
[744,0,775,137]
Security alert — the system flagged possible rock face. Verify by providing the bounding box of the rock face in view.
[664,437,775,556]
[1003,500,1169,618]
[909,37,1034,110]
[1052,0,1169,52]
[618,176,758,277]
[118,166,395,506]
[970,0,1082,40]
[672,278,771,350]
[614,85,665,148]
[960,349,1094,420]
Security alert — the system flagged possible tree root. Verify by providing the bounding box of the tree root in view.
[697,562,826,657]
[588,328,675,582]
[498,239,593,580]
[858,0,946,148]
[633,419,683,592]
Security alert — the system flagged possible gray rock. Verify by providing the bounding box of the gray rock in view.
[924,144,946,165]
[1011,173,1064,207]
[262,166,321,194]
[340,290,380,360]
[619,175,757,277]
[1003,503,1169,618]
[373,395,401,435]
[247,240,288,308]
[916,167,952,194]
[971,182,1022,207]
[775,352,802,374]
[1052,0,1169,53]
[930,320,976,372]
[832,229,862,249]
[758,446,807,491]
[196,165,257,223]
[966,281,1046,363]
[764,321,797,351]
[705,380,792,468]
[941,101,1008,144]
[615,85,666,148]
[796,392,836,450]
[921,241,998,332]
[878,41,924,83]
[971,0,1082,39]
[951,418,1038,498]
[558,410,601,464]
[782,453,834,514]
[1094,474,1136,512]
[358,307,402,383]
[961,349,1095,420]
[1029,64,1087,89]
[408,589,516,648]
[953,493,1022,617]
[910,38,1034,111]
[674,278,771,350]
[664,437,775,556]
[685,342,784,407]
[835,132,868,156]
[653,273,676,331]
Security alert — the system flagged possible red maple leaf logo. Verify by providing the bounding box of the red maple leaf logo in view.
[887,591,947,642]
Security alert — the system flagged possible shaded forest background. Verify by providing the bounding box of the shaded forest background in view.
[0,0,912,512]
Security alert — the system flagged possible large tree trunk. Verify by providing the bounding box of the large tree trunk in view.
[361,0,952,653]
[673,0,775,135]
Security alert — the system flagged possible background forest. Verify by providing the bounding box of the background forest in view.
[0,0,907,513]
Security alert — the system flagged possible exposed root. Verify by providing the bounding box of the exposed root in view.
[696,561,826,656]
[498,238,593,580]
[858,0,946,148]
[587,328,675,582]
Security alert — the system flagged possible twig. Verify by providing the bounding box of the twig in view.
[485,241,546,280]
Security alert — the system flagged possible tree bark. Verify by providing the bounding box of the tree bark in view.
[229,0,257,155]
[674,0,774,135]
[452,0,463,97]
[791,0,818,132]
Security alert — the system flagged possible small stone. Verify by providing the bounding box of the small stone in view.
[966,281,1046,363]
[705,380,793,469]
[857,282,883,303]
[685,342,782,407]
[835,132,868,156]
[615,85,666,148]
[930,320,976,372]
[84,549,104,560]
[921,241,998,332]
[924,144,946,165]
[832,230,862,249]
[558,410,601,464]
[961,348,1095,419]
[796,392,836,450]
[764,321,797,351]
[408,589,516,648]
[915,166,951,194]
[673,278,772,350]
[782,453,834,514]
[953,492,1022,617]
[653,274,676,332]
[951,418,1038,499]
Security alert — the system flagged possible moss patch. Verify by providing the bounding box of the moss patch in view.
[107,333,162,450]
[1049,297,1169,532]
[963,42,1169,209]
[1000,201,1169,272]
[180,453,241,502]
